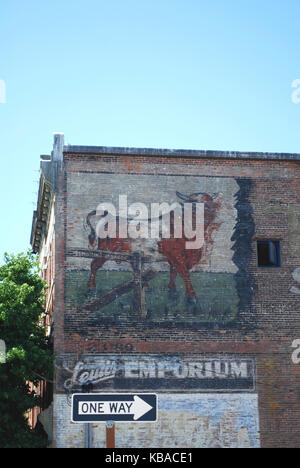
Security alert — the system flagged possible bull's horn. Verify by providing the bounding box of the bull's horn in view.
[176,191,190,201]
[212,192,223,199]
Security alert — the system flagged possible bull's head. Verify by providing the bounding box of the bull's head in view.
[176,191,223,209]
[176,191,224,248]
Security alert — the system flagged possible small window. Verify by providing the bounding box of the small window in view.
[257,240,280,267]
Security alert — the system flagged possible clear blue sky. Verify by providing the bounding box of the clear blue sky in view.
[0,0,299,263]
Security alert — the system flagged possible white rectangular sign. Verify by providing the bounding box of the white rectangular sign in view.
[72,393,157,423]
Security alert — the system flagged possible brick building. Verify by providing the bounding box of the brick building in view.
[31,133,300,448]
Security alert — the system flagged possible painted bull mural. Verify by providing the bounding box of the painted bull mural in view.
[65,174,254,327]
[85,191,223,302]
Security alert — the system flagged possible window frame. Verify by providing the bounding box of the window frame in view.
[256,239,281,268]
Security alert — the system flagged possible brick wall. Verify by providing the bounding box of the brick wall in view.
[33,141,300,448]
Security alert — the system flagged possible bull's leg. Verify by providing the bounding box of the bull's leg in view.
[88,256,106,290]
[167,264,179,299]
[168,265,177,290]
[168,257,196,299]
[180,269,196,300]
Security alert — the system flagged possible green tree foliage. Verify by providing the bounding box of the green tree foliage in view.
[0,252,53,448]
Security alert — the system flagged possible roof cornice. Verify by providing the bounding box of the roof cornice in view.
[30,172,53,254]
[63,145,300,162]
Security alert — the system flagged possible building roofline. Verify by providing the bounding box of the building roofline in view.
[63,145,300,161]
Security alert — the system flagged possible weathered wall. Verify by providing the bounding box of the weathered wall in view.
[54,393,260,448]
[51,150,300,448]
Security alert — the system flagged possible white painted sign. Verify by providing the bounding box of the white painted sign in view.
[63,355,255,392]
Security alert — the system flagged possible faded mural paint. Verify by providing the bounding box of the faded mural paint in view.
[54,393,260,448]
[261,201,300,295]
[290,267,300,295]
[118,393,261,448]
[287,205,300,258]
[65,173,254,328]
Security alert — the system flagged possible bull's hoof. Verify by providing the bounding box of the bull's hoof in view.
[168,288,179,299]
[185,296,198,306]
[86,287,98,299]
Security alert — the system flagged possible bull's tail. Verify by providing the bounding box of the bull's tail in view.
[84,210,97,247]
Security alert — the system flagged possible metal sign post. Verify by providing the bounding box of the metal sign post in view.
[81,382,94,448]
[106,421,115,448]
[85,422,92,448]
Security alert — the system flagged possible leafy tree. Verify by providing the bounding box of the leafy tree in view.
[0,252,53,448]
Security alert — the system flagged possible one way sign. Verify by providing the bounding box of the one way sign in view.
[72,393,157,423]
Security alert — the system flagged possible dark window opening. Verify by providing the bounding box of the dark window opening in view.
[257,240,281,267]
